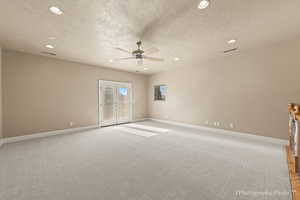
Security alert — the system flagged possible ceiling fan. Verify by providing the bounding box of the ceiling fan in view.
[114,41,164,65]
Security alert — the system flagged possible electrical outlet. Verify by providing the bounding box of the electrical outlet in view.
[70,122,73,127]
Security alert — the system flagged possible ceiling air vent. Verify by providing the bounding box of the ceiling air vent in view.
[41,51,56,56]
[224,48,238,54]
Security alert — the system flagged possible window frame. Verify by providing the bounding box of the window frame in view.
[154,85,167,101]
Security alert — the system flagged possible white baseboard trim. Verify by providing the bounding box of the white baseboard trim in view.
[148,118,288,146]
[3,125,99,145]
[131,118,149,123]
[1,118,149,145]
[1,118,286,146]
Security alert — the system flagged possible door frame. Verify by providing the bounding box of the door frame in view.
[98,80,133,127]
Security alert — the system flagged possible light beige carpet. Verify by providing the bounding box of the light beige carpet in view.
[0,120,291,200]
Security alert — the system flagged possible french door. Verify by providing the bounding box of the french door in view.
[99,80,132,126]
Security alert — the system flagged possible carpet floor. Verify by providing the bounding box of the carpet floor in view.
[0,120,291,200]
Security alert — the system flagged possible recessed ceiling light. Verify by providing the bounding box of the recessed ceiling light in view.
[228,39,237,44]
[198,0,210,9]
[45,44,54,49]
[143,68,148,70]
[49,6,63,15]
[174,57,180,61]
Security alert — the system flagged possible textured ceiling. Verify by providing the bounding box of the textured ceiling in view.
[1,0,300,74]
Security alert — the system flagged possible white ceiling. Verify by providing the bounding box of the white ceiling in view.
[1,0,300,74]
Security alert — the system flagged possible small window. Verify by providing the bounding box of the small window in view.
[154,85,167,101]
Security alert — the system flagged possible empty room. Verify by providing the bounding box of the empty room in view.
[1,0,300,200]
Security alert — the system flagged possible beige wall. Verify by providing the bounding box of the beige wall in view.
[3,50,148,138]
[3,38,300,140]
[148,39,300,140]
[0,47,2,139]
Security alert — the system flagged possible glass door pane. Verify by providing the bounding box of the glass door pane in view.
[117,87,131,123]
[101,86,116,126]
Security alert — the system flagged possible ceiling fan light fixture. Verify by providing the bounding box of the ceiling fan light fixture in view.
[198,0,210,9]
[115,41,164,63]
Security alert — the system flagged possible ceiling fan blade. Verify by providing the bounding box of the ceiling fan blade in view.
[143,56,164,62]
[115,48,132,54]
[144,47,160,55]
[114,57,136,61]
